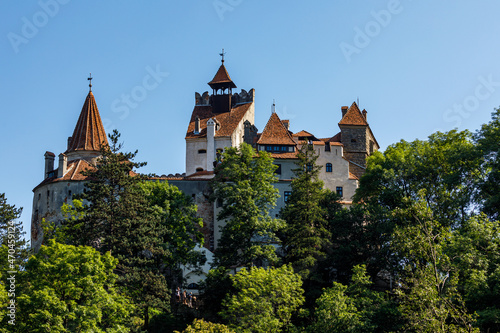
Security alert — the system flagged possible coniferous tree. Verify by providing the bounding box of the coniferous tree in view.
[63,130,169,329]
[211,143,284,268]
[280,143,330,279]
[0,193,29,265]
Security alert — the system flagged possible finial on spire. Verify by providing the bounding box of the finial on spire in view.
[219,48,226,63]
[272,99,276,113]
[88,73,93,92]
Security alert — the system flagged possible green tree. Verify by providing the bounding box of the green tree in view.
[392,198,478,332]
[211,142,284,268]
[355,130,480,227]
[62,130,169,329]
[280,144,330,279]
[0,193,28,265]
[475,107,500,219]
[140,180,205,287]
[309,264,399,333]
[447,214,500,332]
[175,319,235,333]
[14,240,134,332]
[221,265,304,333]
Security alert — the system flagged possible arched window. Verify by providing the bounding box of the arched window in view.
[196,167,203,172]
[326,163,332,172]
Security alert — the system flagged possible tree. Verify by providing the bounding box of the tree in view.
[355,130,480,228]
[0,193,28,265]
[140,180,205,287]
[446,214,500,332]
[475,107,500,219]
[13,240,134,332]
[280,144,330,279]
[309,264,399,333]
[175,319,235,333]
[392,198,478,332]
[62,130,169,328]
[211,142,284,268]
[221,265,304,333]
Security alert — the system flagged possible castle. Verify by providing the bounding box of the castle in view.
[31,57,379,275]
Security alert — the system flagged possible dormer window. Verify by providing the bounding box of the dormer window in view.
[194,116,200,134]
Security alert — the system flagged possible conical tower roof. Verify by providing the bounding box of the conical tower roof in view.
[208,64,237,89]
[66,91,108,153]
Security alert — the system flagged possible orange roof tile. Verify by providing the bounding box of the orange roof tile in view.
[257,112,296,145]
[185,103,253,139]
[33,159,95,190]
[66,92,108,153]
[349,172,359,180]
[208,64,236,88]
[270,152,299,159]
[338,102,368,126]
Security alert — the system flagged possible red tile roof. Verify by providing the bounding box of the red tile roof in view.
[257,112,296,145]
[185,103,253,139]
[338,102,368,126]
[208,64,236,88]
[269,152,299,159]
[66,92,108,153]
[33,159,95,190]
[292,130,315,138]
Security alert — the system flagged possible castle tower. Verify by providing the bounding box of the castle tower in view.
[338,102,379,178]
[65,77,108,163]
[208,50,236,114]
[185,53,255,176]
[31,76,107,250]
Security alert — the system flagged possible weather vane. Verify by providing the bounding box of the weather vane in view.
[88,73,93,91]
[219,48,226,63]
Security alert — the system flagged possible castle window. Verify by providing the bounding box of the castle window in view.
[370,141,374,154]
[196,167,203,172]
[275,164,282,175]
[351,139,357,143]
[284,191,291,202]
[336,187,343,197]
[306,163,313,172]
[198,149,206,154]
[325,143,330,152]
[326,163,332,172]
[216,198,223,208]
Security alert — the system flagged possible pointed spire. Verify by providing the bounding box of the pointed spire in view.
[66,79,108,153]
[208,50,236,90]
[88,73,93,92]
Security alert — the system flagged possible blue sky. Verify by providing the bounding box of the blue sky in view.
[2,1,500,241]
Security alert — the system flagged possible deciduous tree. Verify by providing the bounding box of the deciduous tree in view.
[221,265,304,333]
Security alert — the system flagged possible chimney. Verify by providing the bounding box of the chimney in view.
[341,106,348,117]
[44,151,55,179]
[281,120,290,130]
[57,153,67,178]
[362,109,367,120]
[206,118,216,172]
[194,116,200,134]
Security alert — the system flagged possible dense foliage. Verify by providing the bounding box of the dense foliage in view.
[211,143,284,268]
[3,109,500,332]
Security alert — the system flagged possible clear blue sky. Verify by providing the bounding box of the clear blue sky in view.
[2,1,500,241]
